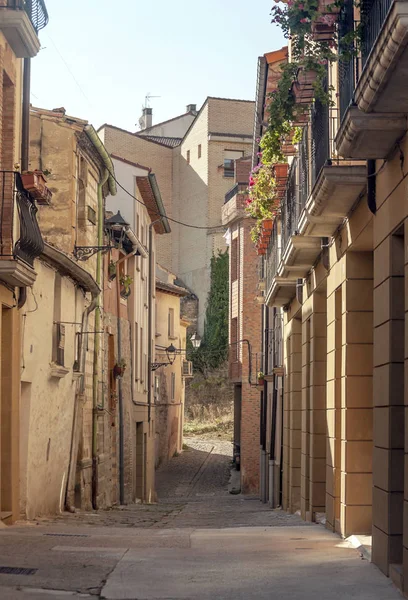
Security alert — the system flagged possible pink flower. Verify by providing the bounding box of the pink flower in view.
[300,17,310,23]
[297,3,304,9]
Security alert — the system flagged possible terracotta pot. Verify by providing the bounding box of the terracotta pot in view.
[258,377,265,386]
[262,219,274,231]
[318,0,340,14]
[297,69,317,88]
[21,170,52,205]
[256,247,266,256]
[292,82,314,105]
[274,163,289,180]
[113,365,125,378]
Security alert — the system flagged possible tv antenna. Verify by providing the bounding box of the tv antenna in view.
[144,92,161,109]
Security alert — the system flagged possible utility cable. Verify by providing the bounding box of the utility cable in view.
[106,166,227,232]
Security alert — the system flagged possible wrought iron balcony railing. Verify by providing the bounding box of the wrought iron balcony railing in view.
[0,0,48,33]
[265,218,280,297]
[361,0,392,66]
[281,159,299,253]
[0,171,44,267]
[338,0,393,121]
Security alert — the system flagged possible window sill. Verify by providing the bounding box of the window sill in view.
[50,363,70,379]
[168,335,178,341]
[155,332,162,338]
[72,371,83,381]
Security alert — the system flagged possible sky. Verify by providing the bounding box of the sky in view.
[31,0,285,133]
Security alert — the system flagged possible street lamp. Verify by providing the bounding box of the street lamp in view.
[73,210,129,261]
[190,333,202,349]
[151,343,178,371]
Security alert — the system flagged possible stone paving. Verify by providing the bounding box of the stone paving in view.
[0,437,402,599]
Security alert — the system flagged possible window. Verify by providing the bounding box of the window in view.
[231,318,238,362]
[223,150,244,178]
[168,308,175,338]
[52,274,64,366]
[187,150,190,164]
[231,238,238,282]
[134,322,139,381]
[171,372,176,400]
[140,327,144,383]
[198,144,202,159]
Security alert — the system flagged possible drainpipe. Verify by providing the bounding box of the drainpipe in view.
[269,309,278,508]
[91,168,108,510]
[367,160,377,215]
[65,289,99,512]
[18,58,31,309]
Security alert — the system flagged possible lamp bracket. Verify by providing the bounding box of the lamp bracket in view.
[73,245,111,261]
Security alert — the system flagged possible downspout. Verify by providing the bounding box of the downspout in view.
[115,248,139,505]
[269,308,278,508]
[91,168,108,510]
[261,306,269,503]
[65,289,98,512]
[83,125,116,510]
[18,58,31,309]
[367,160,377,214]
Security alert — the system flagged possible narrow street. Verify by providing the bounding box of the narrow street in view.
[0,438,402,599]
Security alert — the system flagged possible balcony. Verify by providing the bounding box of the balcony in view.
[0,0,48,58]
[0,171,44,286]
[336,0,408,158]
[221,182,247,226]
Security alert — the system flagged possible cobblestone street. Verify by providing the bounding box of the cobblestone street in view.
[0,438,403,599]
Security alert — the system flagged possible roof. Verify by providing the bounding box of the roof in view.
[136,174,171,235]
[138,110,196,133]
[111,154,151,172]
[141,135,182,148]
[156,279,189,297]
[208,132,253,139]
[97,123,173,150]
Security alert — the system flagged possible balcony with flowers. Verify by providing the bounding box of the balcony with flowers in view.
[251,0,368,307]
[335,0,408,159]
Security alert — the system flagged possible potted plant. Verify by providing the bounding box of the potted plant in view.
[120,274,133,299]
[258,371,265,385]
[21,170,52,205]
[108,260,116,281]
[113,358,127,379]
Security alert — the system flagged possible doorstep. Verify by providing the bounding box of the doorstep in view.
[346,534,372,562]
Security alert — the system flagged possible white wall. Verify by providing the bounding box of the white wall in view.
[107,159,149,231]
[140,113,196,139]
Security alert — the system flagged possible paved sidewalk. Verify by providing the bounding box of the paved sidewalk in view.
[0,438,402,599]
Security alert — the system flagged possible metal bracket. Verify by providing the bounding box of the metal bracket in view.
[151,362,170,371]
[73,245,111,261]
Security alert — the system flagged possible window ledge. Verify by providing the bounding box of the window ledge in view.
[168,335,178,341]
[50,363,70,379]
[155,332,162,338]
[72,371,83,381]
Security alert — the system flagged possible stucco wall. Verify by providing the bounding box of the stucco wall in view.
[20,259,87,519]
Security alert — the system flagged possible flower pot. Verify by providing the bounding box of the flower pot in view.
[274,164,289,180]
[258,377,265,386]
[318,0,340,14]
[120,288,131,299]
[256,247,266,256]
[113,365,125,379]
[292,82,314,105]
[297,69,317,88]
[108,272,116,282]
[262,219,274,231]
[21,170,52,205]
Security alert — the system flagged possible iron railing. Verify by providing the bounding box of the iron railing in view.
[267,313,284,373]
[265,217,280,298]
[1,0,49,33]
[0,172,44,266]
[311,82,330,184]
[298,125,309,210]
[361,0,392,66]
[224,182,247,204]
[338,0,359,122]
[281,159,298,254]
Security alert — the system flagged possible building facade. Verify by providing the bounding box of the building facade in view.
[222,157,262,494]
[104,170,170,504]
[25,106,117,514]
[257,1,408,596]
[0,0,49,523]
[155,265,190,467]
[99,97,255,334]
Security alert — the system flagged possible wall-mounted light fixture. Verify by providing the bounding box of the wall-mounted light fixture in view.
[151,343,178,371]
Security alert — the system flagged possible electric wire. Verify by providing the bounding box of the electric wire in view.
[106,166,227,232]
